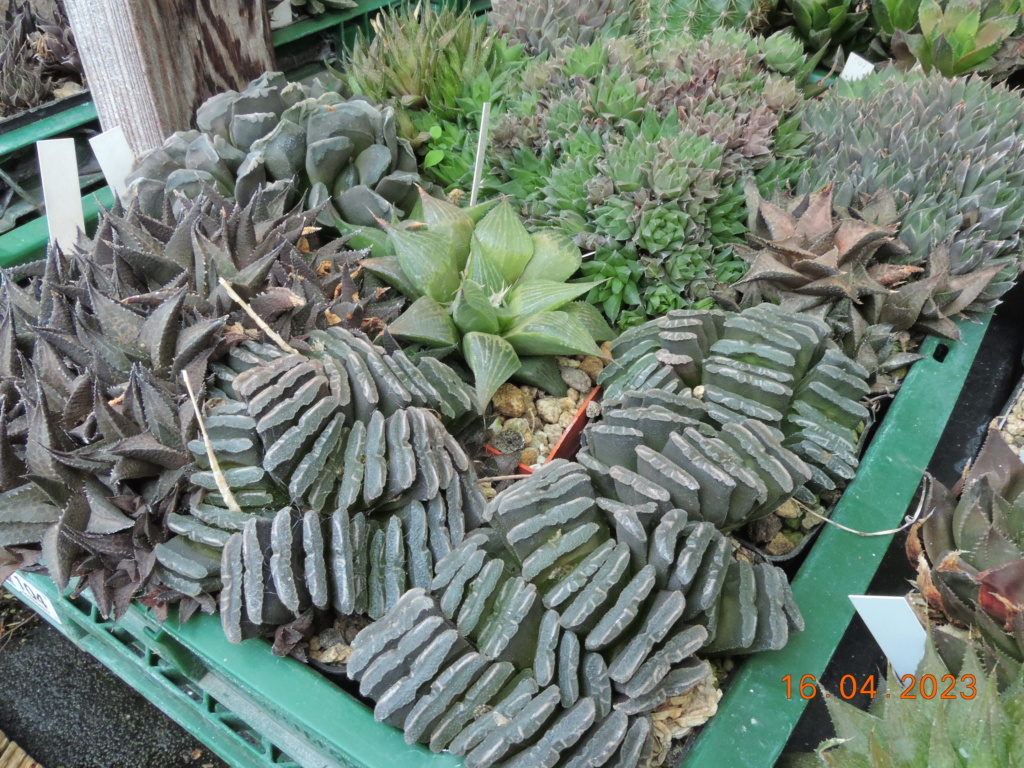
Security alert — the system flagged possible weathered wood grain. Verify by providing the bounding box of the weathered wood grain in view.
[64,0,275,154]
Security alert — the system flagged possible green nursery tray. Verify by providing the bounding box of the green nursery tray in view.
[5,314,990,768]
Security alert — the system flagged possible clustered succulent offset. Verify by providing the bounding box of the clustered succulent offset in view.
[0,188,409,617]
[125,72,435,231]
[491,29,809,327]
[364,195,614,411]
[342,3,525,194]
[643,0,779,42]
[908,429,1024,684]
[799,69,1024,318]
[489,0,637,55]
[345,3,523,122]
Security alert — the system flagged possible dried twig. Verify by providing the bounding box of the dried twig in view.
[182,371,242,513]
[218,277,297,354]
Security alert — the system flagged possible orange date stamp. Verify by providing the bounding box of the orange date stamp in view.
[782,673,977,700]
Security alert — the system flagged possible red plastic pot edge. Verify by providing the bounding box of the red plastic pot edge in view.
[485,387,601,474]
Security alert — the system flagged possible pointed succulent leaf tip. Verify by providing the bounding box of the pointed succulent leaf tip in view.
[387,223,462,304]
[390,296,461,347]
[417,187,474,271]
[466,235,507,296]
[473,198,535,286]
[452,281,501,336]
[463,332,520,414]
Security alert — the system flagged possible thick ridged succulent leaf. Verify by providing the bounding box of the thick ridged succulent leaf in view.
[599,304,869,497]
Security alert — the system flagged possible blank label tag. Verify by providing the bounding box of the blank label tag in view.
[849,595,926,680]
[37,138,85,251]
[89,126,136,197]
[840,53,874,82]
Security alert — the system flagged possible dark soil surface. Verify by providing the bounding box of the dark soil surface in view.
[0,589,228,768]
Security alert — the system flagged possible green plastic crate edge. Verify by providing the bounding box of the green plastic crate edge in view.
[5,313,989,768]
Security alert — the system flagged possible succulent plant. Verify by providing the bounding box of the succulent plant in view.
[598,304,870,498]
[362,195,615,412]
[800,69,1024,318]
[0,0,84,117]
[641,0,779,41]
[490,29,811,327]
[347,392,814,762]
[345,3,523,122]
[719,183,996,386]
[0,188,414,618]
[907,428,1024,681]
[166,332,485,641]
[812,641,1024,767]
[350,583,673,768]
[489,0,637,56]
[125,72,436,231]
[782,0,870,52]
[889,0,1022,77]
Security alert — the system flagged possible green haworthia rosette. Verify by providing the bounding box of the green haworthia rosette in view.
[892,0,1020,77]
[376,196,610,411]
[817,641,1024,767]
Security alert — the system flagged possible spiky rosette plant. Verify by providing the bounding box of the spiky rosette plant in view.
[799,69,1024,317]
[345,2,523,122]
[721,182,995,388]
[125,71,436,230]
[812,641,1024,767]
[0,189,407,618]
[641,0,779,43]
[361,195,615,412]
[489,0,637,56]
[599,304,870,499]
[0,0,83,117]
[782,0,870,53]
[907,428,1024,683]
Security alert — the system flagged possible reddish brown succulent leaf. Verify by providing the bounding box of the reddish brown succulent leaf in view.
[979,559,1024,626]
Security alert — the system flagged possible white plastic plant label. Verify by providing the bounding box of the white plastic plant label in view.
[37,137,85,251]
[5,571,62,626]
[849,595,926,681]
[89,126,135,197]
[840,53,874,82]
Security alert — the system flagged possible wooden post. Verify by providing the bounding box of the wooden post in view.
[63,0,275,155]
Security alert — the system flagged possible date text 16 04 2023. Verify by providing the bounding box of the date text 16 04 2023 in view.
[782,673,977,700]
